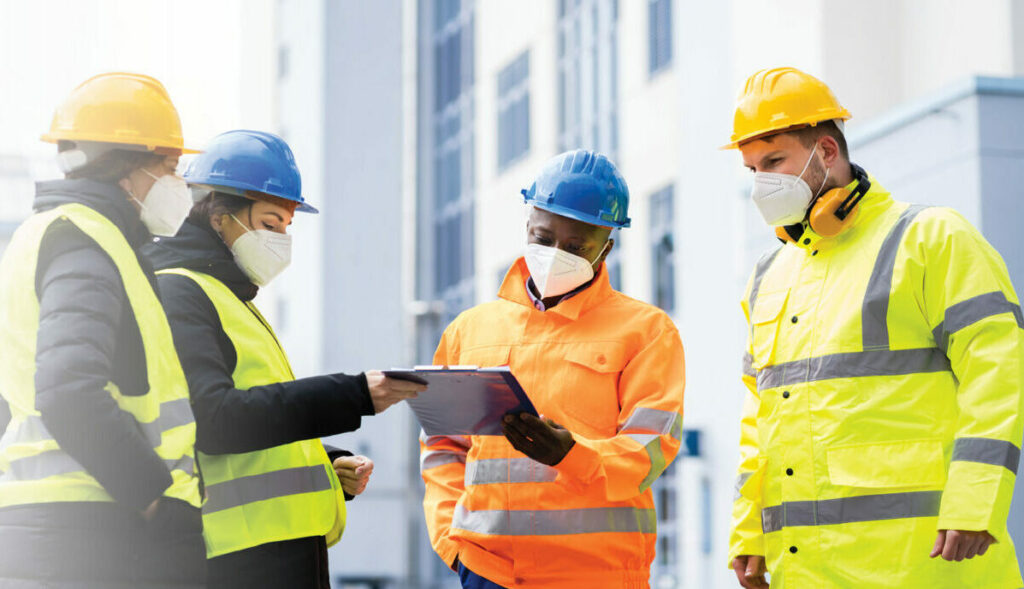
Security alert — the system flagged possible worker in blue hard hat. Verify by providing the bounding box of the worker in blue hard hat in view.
[143,130,425,589]
[420,149,686,588]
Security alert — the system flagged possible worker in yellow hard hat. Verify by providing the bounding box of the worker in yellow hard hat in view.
[0,73,205,587]
[726,67,1023,589]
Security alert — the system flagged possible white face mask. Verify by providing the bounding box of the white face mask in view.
[750,147,830,226]
[130,169,192,236]
[524,241,609,299]
[228,214,292,286]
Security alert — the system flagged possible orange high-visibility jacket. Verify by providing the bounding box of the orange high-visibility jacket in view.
[421,258,685,588]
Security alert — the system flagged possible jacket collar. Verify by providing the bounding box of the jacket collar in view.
[143,218,259,301]
[789,172,894,252]
[33,179,151,249]
[498,257,615,321]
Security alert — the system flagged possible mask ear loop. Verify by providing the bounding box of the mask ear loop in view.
[590,239,612,269]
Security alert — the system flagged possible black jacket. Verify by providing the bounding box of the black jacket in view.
[144,219,373,589]
[0,179,204,587]
[143,218,374,456]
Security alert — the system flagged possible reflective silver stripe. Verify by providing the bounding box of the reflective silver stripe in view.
[452,504,657,536]
[15,398,194,449]
[137,398,196,446]
[933,291,1024,352]
[742,352,755,378]
[464,458,557,485]
[748,247,782,314]
[734,472,753,501]
[757,347,951,391]
[637,435,667,492]
[862,205,929,349]
[420,450,466,471]
[203,464,332,514]
[0,449,84,481]
[952,438,1021,474]
[168,455,195,476]
[761,490,942,533]
[620,407,682,440]
[420,431,471,449]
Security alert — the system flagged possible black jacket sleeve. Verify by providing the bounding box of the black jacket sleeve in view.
[157,273,374,456]
[34,223,172,511]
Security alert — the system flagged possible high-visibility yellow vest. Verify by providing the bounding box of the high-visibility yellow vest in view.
[0,203,200,509]
[157,268,346,558]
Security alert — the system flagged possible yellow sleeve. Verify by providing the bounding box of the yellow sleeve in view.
[729,273,766,563]
[420,325,469,568]
[552,317,685,502]
[911,209,1024,533]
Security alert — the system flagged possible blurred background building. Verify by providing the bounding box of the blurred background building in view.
[3,1,1024,587]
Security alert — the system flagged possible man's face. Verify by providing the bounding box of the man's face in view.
[740,132,827,193]
[526,207,613,265]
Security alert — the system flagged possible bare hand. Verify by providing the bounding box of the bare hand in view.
[366,370,425,414]
[333,455,373,496]
[731,555,769,588]
[502,413,575,466]
[930,529,996,561]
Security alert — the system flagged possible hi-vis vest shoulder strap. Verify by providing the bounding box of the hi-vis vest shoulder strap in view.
[157,267,346,557]
[0,203,200,509]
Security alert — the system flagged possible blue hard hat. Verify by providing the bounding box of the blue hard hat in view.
[521,149,630,228]
[184,130,317,213]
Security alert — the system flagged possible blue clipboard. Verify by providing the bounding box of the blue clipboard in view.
[388,366,537,436]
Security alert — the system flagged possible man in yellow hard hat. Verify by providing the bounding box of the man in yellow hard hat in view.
[0,73,204,587]
[726,67,1023,588]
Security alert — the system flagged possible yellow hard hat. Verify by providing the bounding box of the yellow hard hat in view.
[41,72,197,154]
[723,67,850,149]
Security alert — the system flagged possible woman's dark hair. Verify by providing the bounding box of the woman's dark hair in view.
[188,190,255,227]
[61,142,167,184]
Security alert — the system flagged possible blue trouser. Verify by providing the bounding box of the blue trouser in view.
[458,562,506,589]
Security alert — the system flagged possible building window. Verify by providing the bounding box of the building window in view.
[420,0,477,357]
[648,0,672,74]
[557,0,619,158]
[497,50,530,170]
[650,184,675,313]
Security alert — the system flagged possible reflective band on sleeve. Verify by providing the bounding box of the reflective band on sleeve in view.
[861,205,929,350]
[952,438,1021,474]
[734,472,753,501]
[168,455,195,476]
[743,352,755,378]
[452,504,657,536]
[638,435,667,492]
[464,458,557,486]
[757,347,951,391]
[932,292,1024,352]
[761,490,942,533]
[420,431,471,448]
[421,450,466,471]
[203,464,332,514]
[620,407,683,440]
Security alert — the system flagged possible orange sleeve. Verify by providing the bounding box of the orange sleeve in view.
[420,325,469,568]
[553,319,685,501]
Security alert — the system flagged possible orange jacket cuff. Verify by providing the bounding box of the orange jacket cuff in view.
[554,438,599,484]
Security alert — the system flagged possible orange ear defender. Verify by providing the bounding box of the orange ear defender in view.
[776,163,870,243]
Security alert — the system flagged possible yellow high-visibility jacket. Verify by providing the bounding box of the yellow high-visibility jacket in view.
[730,174,1024,588]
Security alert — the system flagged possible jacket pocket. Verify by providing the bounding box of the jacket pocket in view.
[827,439,946,489]
[559,342,628,434]
[750,290,788,368]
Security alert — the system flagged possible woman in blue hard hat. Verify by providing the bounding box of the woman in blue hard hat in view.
[143,130,425,589]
